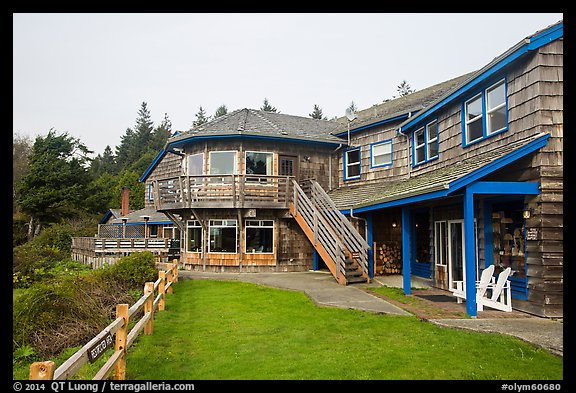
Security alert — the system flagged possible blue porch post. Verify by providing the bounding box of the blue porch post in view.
[313,249,319,271]
[401,206,411,295]
[366,212,374,278]
[464,187,477,317]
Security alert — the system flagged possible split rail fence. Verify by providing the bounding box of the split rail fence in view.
[28,260,180,380]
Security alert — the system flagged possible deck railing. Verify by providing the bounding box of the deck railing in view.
[152,174,294,210]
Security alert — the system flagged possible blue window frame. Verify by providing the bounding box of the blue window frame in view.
[148,183,154,201]
[462,78,508,147]
[412,119,439,167]
[370,139,393,168]
[343,147,361,181]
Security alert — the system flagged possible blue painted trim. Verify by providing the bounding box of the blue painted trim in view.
[313,249,319,271]
[399,22,562,134]
[99,210,118,224]
[369,139,393,169]
[449,134,550,193]
[366,213,374,278]
[463,187,477,317]
[112,221,172,226]
[412,119,439,167]
[467,181,540,195]
[343,146,361,181]
[334,112,413,137]
[401,206,411,295]
[340,189,449,215]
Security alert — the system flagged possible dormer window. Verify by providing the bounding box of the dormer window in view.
[463,78,508,146]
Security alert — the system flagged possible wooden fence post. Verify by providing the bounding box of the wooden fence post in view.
[144,282,154,335]
[114,304,129,380]
[167,267,174,294]
[173,259,179,283]
[158,270,166,311]
[29,361,55,380]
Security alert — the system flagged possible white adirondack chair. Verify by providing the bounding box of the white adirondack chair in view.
[477,267,513,312]
[453,264,495,307]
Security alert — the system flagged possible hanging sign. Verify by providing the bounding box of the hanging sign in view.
[525,228,538,241]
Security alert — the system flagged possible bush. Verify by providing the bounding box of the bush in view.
[105,251,158,288]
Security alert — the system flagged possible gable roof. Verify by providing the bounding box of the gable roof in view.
[397,19,563,134]
[332,72,476,137]
[107,206,173,225]
[329,132,550,213]
[140,108,346,182]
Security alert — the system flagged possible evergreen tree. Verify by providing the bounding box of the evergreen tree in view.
[214,104,228,118]
[261,98,278,113]
[133,101,154,151]
[13,132,32,213]
[397,80,415,96]
[347,101,358,114]
[309,104,327,120]
[115,102,156,171]
[150,113,172,152]
[90,145,117,177]
[191,106,210,129]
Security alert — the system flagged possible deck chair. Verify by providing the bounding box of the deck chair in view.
[477,267,513,312]
[453,264,495,306]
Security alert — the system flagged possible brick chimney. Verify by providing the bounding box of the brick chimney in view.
[121,187,130,216]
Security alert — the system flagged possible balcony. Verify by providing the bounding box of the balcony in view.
[152,174,294,211]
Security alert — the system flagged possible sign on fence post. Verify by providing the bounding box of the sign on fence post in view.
[114,304,129,380]
[29,361,55,380]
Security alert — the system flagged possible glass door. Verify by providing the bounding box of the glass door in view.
[448,220,465,291]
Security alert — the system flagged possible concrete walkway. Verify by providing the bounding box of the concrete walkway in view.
[179,270,563,357]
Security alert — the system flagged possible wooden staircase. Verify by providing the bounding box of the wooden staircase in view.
[290,180,370,285]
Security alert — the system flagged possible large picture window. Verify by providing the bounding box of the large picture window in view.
[344,147,361,180]
[186,220,202,252]
[209,220,237,253]
[245,151,273,182]
[463,78,508,146]
[245,220,274,253]
[209,151,236,183]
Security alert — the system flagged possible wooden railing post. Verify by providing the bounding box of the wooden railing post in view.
[144,282,154,335]
[114,304,129,380]
[29,361,55,380]
[158,270,166,311]
[173,259,178,283]
[167,267,174,294]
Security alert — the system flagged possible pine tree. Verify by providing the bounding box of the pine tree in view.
[261,98,278,113]
[347,101,358,114]
[309,104,326,120]
[214,105,228,118]
[191,106,210,129]
[397,80,415,97]
[150,113,172,151]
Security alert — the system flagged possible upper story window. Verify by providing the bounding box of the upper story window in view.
[148,183,154,201]
[463,78,508,146]
[370,140,393,168]
[186,153,204,176]
[209,151,237,182]
[344,147,361,181]
[413,119,439,166]
[246,151,273,183]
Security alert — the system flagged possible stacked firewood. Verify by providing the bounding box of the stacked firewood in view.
[375,242,402,275]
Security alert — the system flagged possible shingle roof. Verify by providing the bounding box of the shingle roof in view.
[170,108,345,145]
[328,133,549,211]
[109,206,173,224]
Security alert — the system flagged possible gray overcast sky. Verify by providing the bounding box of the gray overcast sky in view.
[13,13,563,156]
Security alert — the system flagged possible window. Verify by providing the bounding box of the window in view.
[148,183,154,201]
[414,128,426,165]
[186,153,204,176]
[209,220,237,253]
[426,120,439,159]
[245,151,273,182]
[344,147,361,180]
[463,78,508,146]
[413,119,440,166]
[370,140,393,168]
[209,151,236,182]
[186,220,202,252]
[434,221,447,266]
[245,220,274,253]
[486,80,507,134]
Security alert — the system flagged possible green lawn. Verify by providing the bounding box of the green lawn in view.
[125,280,562,380]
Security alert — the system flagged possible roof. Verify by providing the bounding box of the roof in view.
[398,19,563,133]
[329,133,550,213]
[170,108,345,146]
[332,72,476,137]
[99,208,123,224]
[108,206,173,225]
[140,108,346,182]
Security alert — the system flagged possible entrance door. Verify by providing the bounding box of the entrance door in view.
[447,219,478,291]
[279,155,298,179]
